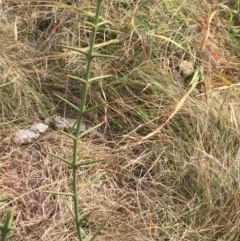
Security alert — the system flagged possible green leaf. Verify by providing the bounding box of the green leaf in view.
[97,21,111,28]
[65,201,75,219]
[85,21,97,29]
[59,45,89,56]
[80,122,104,138]
[58,130,77,140]
[45,191,75,196]
[84,103,105,114]
[55,94,79,112]
[47,152,72,166]
[89,75,112,83]
[188,67,201,89]
[76,159,104,167]
[68,75,87,84]
[90,217,109,241]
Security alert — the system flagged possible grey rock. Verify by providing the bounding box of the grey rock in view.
[179,60,195,79]
[30,123,49,133]
[14,129,40,145]
[45,115,86,132]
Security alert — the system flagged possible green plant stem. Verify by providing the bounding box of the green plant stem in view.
[0,210,13,241]
[72,1,103,241]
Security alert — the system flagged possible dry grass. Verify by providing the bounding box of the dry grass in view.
[1,0,240,240]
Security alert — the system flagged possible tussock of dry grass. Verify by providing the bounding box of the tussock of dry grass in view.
[1,0,240,240]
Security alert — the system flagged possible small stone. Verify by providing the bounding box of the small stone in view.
[54,115,74,130]
[179,60,195,79]
[14,129,40,145]
[45,115,86,132]
[30,123,49,133]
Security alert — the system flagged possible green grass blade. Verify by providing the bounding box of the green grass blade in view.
[78,212,92,225]
[148,32,188,52]
[87,173,105,188]
[91,54,116,58]
[90,217,110,241]
[0,198,11,203]
[33,4,94,17]
[188,67,201,89]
